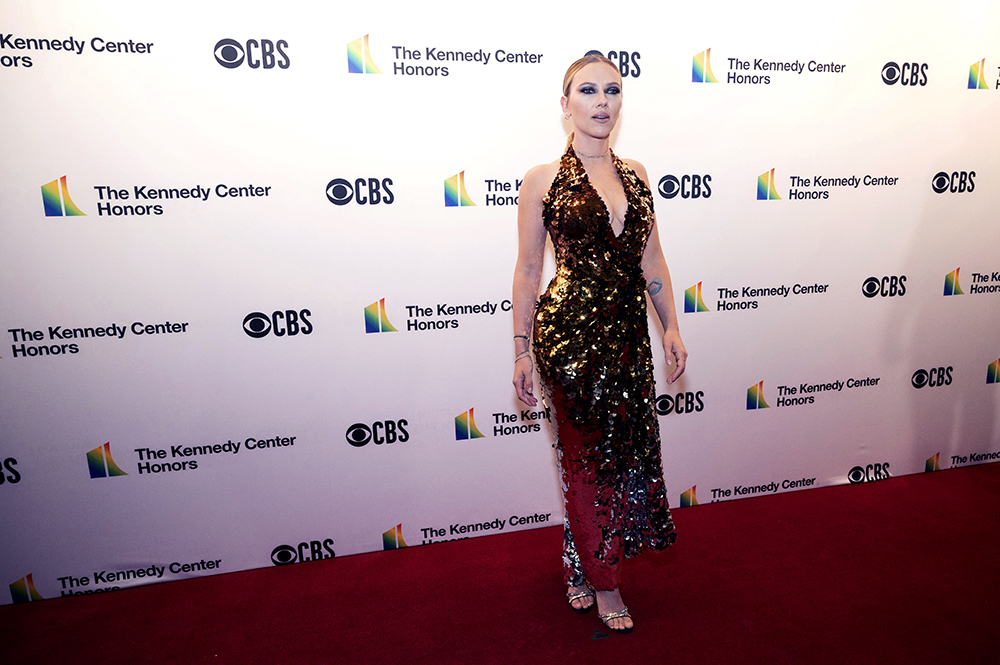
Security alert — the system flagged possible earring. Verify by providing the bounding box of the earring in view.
[564,113,571,119]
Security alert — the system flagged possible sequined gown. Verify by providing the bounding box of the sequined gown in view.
[533,146,677,591]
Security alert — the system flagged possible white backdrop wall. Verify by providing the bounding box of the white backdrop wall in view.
[2,0,999,604]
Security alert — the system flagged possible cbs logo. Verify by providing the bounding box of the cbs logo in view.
[326,178,395,206]
[862,276,906,298]
[654,392,705,415]
[270,539,335,566]
[881,62,928,86]
[932,171,976,194]
[606,51,641,77]
[658,175,712,200]
[243,310,313,338]
[214,38,290,69]
[848,463,891,484]
[346,420,410,447]
[911,367,953,389]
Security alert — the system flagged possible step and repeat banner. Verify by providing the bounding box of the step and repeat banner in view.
[2,0,999,604]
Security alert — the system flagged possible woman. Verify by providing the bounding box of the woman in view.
[511,53,687,634]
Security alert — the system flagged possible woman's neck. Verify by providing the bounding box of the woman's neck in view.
[572,136,610,160]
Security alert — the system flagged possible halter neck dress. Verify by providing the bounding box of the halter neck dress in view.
[533,145,677,590]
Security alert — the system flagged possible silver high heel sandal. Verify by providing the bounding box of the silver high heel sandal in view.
[598,606,633,634]
[566,586,596,614]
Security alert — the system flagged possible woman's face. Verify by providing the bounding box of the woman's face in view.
[561,62,622,140]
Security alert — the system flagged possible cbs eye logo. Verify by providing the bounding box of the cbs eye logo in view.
[243,310,313,338]
[932,171,975,194]
[848,463,891,484]
[270,539,335,566]
[862,276,906,298]
[911,367,953,389]
[654,392,704,415]
[326,179,353,205]
[325,178,394,206]
[270,545,297,565]
[881,62,928,86]
[346,420,409,447]
[214,38,290,69]
[214,39,245,68]
[658,174,711,200]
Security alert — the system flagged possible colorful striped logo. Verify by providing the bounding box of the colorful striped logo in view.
[757,168,781,200]
[925,453,941,472]
[41,176,86,217]
[746,381,770,410]
[364,298,397,333]
[87,442,128,479]
[987,358,999,384]
[680,486,699,507]
[943,268,964,296]
[444,171,476,207]
[9,574,44,604]
[968,58,988,89]
[348,34,381,74]
[455,408,485,440]
[684,282,710,313]
[692,49,718,83]
[382,524,408,550]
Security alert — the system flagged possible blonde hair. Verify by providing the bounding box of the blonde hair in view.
[562,53,621,149]
[562,53,620,97]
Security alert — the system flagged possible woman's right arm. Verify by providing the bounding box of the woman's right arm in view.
[511,164,553,407]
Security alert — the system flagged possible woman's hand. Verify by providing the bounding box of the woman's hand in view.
[513,357,538,406]
[662,330,687,385]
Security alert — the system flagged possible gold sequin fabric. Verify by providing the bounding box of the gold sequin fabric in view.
[534,145,676,589]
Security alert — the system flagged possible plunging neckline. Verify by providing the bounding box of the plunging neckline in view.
[573,149,629,240]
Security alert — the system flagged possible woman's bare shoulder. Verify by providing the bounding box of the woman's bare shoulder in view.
[521,160,561,197]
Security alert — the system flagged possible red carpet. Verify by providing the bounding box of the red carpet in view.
[5,463,999,664]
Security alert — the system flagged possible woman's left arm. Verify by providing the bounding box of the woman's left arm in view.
[631,161,688,384]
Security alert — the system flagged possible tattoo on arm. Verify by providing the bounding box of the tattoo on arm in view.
[647,278,663,296]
